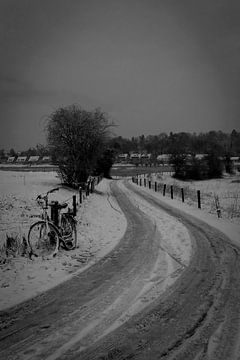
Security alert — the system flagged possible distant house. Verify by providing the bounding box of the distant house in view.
[41,156,51,163]
[28,155,40,163]
[140,153,151,159]
[195,154,207,160]
[7,156,16,163]
[16,156,27,163]
[231,156,240,172]
[140,153,151,165]
[130,153,141,159]
[130,153,141,164]
[117,153,129,162]
[157,154,170,165]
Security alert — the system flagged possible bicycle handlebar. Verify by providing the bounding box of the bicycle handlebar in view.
[36,188,59,200]
[47,187,59,194]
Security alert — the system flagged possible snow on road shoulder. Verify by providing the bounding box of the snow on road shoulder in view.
[0,172,127,311]
[118,180,192,267]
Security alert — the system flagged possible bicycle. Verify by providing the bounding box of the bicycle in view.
[27,188,77,258]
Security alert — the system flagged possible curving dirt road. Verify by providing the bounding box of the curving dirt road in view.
[1,179,240,359]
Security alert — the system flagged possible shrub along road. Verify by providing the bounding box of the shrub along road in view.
[1,180,240,359]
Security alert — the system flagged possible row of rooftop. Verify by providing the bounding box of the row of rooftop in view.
[117,153,240,161]
[116,153,240,170]
[5,155,51,163]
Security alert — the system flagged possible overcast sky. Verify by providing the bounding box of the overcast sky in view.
[1,0,240,150]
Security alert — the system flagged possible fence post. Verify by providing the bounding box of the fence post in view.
[51,201,59,227]
[155,182,157,192]
[149,180,151,189]
[144,178,146,187]
[214,195,222,218]
[163,184,166,196]
[72,195,77,216]
[197,190,201,209]
[79,186,82,204]
[90,179,94,193]
[181,188,184,203]
[86,182,90,196]
[170,185,173,199]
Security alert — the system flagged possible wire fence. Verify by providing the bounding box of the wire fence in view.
[132,174,240,222]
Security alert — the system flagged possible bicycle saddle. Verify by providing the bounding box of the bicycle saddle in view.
[58,202,68,209]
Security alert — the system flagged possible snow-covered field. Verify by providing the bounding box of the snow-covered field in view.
[146,172,240,223]
[0,170,240,312]
[0,171,127,310]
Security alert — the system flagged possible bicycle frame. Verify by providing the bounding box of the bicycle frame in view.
[32,187,77,250]
[34,187,63,235]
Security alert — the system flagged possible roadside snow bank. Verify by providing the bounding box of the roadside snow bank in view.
[118,181,192,267]
[0,173,127,311]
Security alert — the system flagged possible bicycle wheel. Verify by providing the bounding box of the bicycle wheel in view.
[60,215,77,250]
[28,221,59,258]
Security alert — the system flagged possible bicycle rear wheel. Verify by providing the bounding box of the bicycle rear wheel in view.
[60,215,77,250]
[28,221,59,258]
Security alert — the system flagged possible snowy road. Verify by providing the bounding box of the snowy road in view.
[1,179,240,359]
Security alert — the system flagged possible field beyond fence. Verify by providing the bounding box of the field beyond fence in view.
[131,172,240,224]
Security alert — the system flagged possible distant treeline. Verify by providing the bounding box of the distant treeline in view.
[1,130,240,163]
[107,130,240,157]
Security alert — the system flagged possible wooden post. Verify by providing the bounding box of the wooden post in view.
[170,185,173,199]
[149,180,151,189]
[50,201,59,227]
[86,183,90,196]
[155,182,157,192]
[79,186,82,204]
[72,195,77,216]
[214,195,222,218]
[163,184,166,196]
[181,188,184,202]
[144,178,146,187]
[197,190,201,209]
[90,179,94,193]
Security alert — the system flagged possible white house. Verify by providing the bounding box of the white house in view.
[16,156,27,163]
[157,154,170,164]
[41,156,51,163]
[28,155,40,163]
[231,156,240,172]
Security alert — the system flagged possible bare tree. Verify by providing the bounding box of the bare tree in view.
[47,105,114,186]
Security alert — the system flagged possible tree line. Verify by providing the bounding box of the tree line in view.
[1,103,239,185]
[108,130,240,158]
[108,130,240,180]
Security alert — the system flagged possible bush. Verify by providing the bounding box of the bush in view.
[204,153,223,178]
[172,153,223,180]
[47,105,114,186]
[94,148,115,178]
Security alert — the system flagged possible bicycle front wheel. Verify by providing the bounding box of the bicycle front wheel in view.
[60,215,77,250]
[28,221,59,258]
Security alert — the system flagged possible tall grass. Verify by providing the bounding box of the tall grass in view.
[0,233,28,263]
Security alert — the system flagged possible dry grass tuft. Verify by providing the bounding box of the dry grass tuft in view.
[0,233,28,263]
